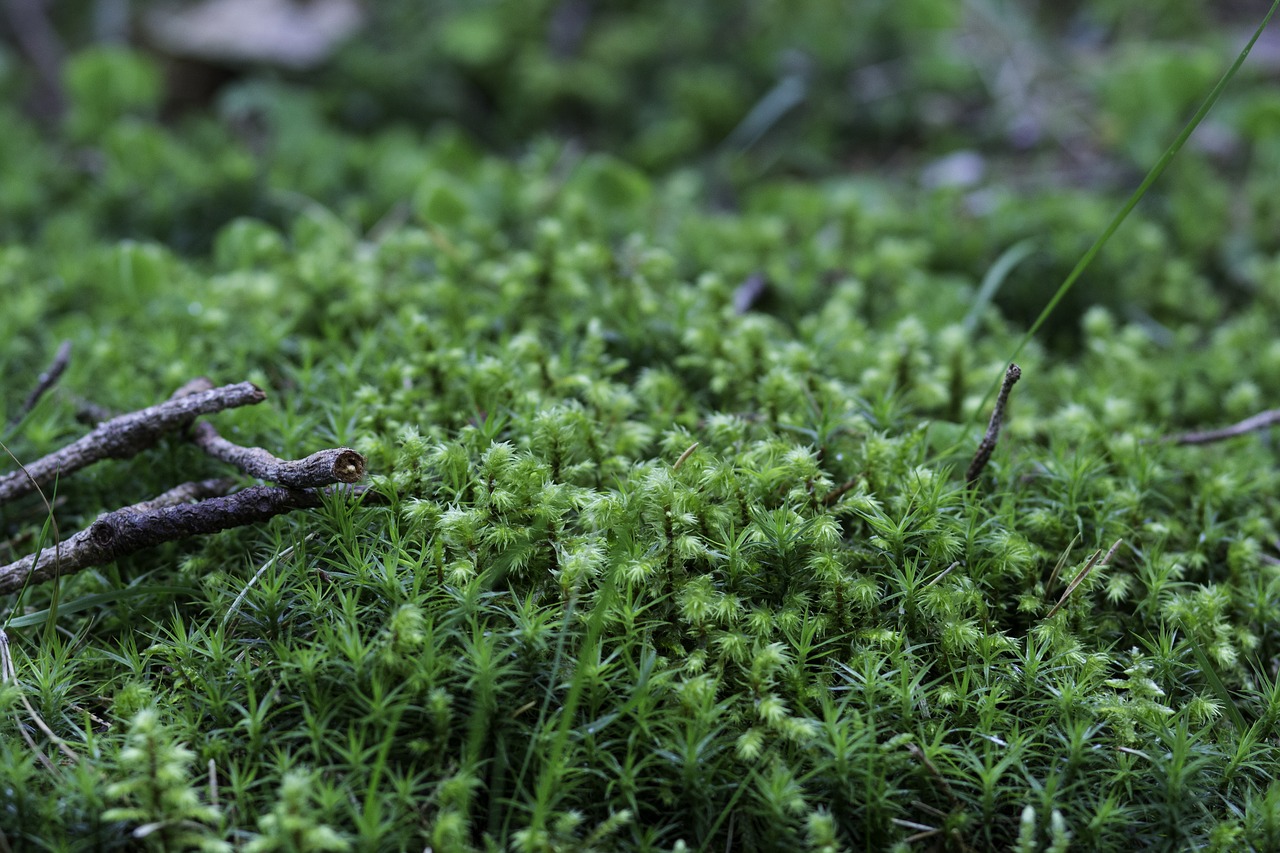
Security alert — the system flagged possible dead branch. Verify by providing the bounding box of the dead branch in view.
[1163,408,1280,446]
[966,364,1021,485]
[0,483,368,594]
[0,382,265,505]
[190,421,364,487]
[11,340,71,425]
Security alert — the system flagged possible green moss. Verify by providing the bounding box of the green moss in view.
[3,10,1280,850]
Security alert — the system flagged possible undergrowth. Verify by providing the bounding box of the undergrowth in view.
[2,7,1280,852]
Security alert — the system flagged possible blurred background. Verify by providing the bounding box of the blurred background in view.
[3,0,1280,329]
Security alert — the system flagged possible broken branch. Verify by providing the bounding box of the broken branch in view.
[190,421,364,488]
[0,382,265,504]
[966,364,1021,485]
[11,340,71,425]
[0,483,367,594]
[1163,408,1280,446]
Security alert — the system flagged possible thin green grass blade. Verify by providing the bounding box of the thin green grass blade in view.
[963,238,1037,334]
[6,585,199,629]
[1184,629,1249,731]
[970,1,1280,419]
[40,473,62,649]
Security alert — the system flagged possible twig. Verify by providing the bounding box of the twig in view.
[1163,408,1280,446]
[966,364,1021,485]
[222,537,311,629]
[925,561,961,588]
[0,483,368,595]
[72,377,212,427]
[0,630,60,775]
[11,340,71,426]
[73,399,116,427]
[905,743,960,809]
[822,476,861,507]
[190,421,365,488]
[0,382,265,504]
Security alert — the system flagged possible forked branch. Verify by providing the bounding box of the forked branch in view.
[0,382,266,504]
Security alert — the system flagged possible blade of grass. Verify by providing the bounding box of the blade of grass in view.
[963,238,1037,334]
[1184,630,1248,732]
[997,0,1279,388]
[0,438,61,633]
[932,2,1280,466]
[5,584,198,629]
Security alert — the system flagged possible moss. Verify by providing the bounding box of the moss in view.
[3,10,1280,850]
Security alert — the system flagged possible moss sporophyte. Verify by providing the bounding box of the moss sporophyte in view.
[3,2,1280,849]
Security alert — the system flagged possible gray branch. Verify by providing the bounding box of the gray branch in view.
[190,421,365,487]
[0,484,368,594]
[1166,408,1280,446]
[12,339,71,425]
[0,382,265,504]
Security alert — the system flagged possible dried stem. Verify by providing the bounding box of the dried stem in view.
[11,340,71,425]
[0,382,265,504]
[0,483,368,595]
[671,442,699,473]
[1163,408,1280,446]
[1046,538,1122,619]
[822,476,861,507]
[966,364,1022,485]
[190,421,365,487]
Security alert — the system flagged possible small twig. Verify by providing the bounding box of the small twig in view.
[11,340,71,426]
[966,364,1022,485]
[2,0,67,121]
[191,421,365,488]
[0,484,368,595]
[1046,538,1121,619]
[1163,408,1280,446]
[822,476,861,507]
[0,630,61,776]
[72,399,115,428]
[0,382,265,505]
[71,377,212,427]
[733,272,769,315]
[208,759,219,808]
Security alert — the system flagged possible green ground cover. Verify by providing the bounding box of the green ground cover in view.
[3,3,1280,850]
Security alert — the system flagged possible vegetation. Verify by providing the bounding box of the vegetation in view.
[3,2,1280,850]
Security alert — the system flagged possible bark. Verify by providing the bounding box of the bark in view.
[0,483,367,594]
[190,421,364,487]
[0,382,265,504]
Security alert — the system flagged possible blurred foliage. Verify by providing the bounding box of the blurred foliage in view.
[326,0,969,169]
